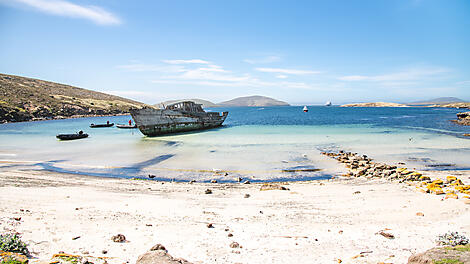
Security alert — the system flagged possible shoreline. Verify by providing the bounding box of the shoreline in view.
[0,113,131,124]
[1,163,469,263]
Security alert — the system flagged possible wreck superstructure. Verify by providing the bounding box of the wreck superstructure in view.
[130,101,228,136]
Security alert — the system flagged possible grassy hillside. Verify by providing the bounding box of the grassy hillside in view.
[0,73,147,122]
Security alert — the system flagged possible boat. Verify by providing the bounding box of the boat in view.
[90,122,114,128]
[116,124,137,129]
[56,131,88,140]
[303,106,308,112]
[130,101,229,137]
[325,101,332,106]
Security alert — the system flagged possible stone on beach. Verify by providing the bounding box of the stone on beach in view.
[137,250,193,264]
[111,233,126,243]
[260,183,289,191]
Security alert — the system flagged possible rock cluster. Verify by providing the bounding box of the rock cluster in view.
[321,151,470,198]
[453,111,470,126]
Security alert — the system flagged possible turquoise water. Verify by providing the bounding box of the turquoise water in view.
[0,106,469,182]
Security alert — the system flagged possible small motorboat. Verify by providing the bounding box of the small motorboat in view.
[56,131,88,140]
[325,101,332,106]
[116,124,137,129]
[303,106,308,112]
[90,122,114,128]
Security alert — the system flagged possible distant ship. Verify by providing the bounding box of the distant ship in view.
[325,101,332,106]
[130,101,228,137]
[303,106,308,112]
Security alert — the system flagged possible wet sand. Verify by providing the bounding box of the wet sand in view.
[1,168,470,264]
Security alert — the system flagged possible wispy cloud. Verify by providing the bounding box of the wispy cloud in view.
[339,67,450,81]
[162,59,211,65]
[255,67,321,75]
[119,59,318,90]
[244,56,281,64]
[10,0,121,25]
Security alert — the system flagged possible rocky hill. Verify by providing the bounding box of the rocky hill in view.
[341,102,407,107]
[0,73,147,123]
[219,95,289,107]
[156,99,220,108]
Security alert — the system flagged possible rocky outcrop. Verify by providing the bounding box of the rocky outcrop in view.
[408,245,470,263]
[452,111,470,126]
[340,102,407,107]
[136,244,193,264]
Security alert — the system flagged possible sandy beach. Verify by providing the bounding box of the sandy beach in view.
[1,167,469,264]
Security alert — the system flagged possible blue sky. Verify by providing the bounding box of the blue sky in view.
[0,0,469,105]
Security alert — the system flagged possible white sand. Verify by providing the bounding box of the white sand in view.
[1,169,469,264]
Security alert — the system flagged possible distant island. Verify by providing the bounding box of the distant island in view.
[408,97,466,105]
[157,95,289,108]
[218,95,289,107]
[0,73,146,123]
[340,97,469,108]
[341,102,408,107]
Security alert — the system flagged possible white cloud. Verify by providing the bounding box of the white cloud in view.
[10,0,121,25]
[255,67,321,75]
[244,56,281,64]
[276,75,288,79]
[162,59,211,65]
[339,67,450,81]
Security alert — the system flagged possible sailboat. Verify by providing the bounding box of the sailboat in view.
[303,106,308,112]
[325,101,332,106]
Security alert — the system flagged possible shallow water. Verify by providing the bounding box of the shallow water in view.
[0,106,469,182]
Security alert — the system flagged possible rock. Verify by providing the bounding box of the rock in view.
[210,179,217,183]
[72,236,81,240]
[189,180,196,184]
[408,245,470,264]
[445,192,458,199]
[243,180,251,184]
[378,231,395,239]
[204,189,212,194]
[244,194,250,198]
[0,251,28,264]
[416,212,425,217]
[229,242,240,248]
[111,234,126,243]
[260,183,290,191]
[228,233,233,237]
[353,191,361,195]
[136,250,193,264]
[207,223,214,228]
[101,250,107,254]
[236,177,243,182]
[150,244,167,252]
[148,174,156,179]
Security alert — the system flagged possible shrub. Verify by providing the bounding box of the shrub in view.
[0,234,29,255]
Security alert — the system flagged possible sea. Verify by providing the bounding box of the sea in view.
[0,106,469,182]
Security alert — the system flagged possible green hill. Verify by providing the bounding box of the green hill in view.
[0,73,147,123]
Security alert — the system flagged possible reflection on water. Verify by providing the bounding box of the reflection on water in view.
[0,107,469,182]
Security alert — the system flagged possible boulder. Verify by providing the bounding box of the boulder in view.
[136,250,193,264]
[408,245,470,264]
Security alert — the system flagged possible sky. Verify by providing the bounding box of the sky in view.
[0,0,469,105]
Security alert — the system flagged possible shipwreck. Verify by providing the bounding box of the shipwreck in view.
[130,101,228,136]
